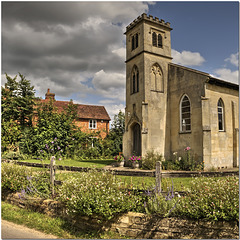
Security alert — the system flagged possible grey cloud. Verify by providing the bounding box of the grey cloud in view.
[2,2,148,103]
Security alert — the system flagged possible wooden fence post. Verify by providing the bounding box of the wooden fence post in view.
[156,161,162,194]
[50,156,56,197]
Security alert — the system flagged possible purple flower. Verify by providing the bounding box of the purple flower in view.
[45,144,49,149]
[51,148,54,152]
[40,150,43,152]
[51,141,54,144]
[54,137,57,141]
[57,146,61,150]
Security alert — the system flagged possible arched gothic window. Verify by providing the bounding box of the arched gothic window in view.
[131,33,139,51]
[150,64,163,92]
[135,33,138,48]
[131,36,135,51]
[217,99,225,131]
[152,32,157,47]
[158,34,162,48]
[131,66,139,94]
[152,32,163,48]
[180,95,191,132]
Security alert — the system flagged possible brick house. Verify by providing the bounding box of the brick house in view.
[39,89,110,138]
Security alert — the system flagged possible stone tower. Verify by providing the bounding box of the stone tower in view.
[123,13,172,159]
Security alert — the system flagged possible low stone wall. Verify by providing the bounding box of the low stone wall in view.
[2,191,239,239]
[110,212,239,239]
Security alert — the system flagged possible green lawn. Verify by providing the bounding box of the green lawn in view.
[19,158,114,168]
[55,170,193,192]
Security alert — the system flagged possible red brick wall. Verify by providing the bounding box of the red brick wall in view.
[74,119,109,138]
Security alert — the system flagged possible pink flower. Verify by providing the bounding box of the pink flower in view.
[184,146,191,151]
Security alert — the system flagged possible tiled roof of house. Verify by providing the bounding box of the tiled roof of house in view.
[39,89,111,121]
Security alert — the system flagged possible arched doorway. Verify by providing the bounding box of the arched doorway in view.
[132,123,141,156]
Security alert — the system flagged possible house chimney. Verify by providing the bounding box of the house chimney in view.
[45,88,55,100]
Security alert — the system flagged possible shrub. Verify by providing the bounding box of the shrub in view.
[1,162,33,192]
[145,183,180,217]
[176,176,239,221]
[141,150,163,170]
[2,162,51,198]
[57,170,146,220]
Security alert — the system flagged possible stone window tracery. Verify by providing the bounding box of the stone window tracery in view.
[150,64,163,92]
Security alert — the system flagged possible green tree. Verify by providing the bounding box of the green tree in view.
[1,73,36,152]
[17,73,36,128]
[20,99,91,158]
[1,73,36,128]
[103,110,125,156]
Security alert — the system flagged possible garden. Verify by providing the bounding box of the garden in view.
[1,74,239,238]
[2,162,239,223]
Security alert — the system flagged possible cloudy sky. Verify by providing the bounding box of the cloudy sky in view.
[2,1,239,122]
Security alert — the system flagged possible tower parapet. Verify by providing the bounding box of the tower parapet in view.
[126,13,172,33]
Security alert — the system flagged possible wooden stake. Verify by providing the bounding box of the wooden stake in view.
[50,156,56,197]
[156,161,162,194]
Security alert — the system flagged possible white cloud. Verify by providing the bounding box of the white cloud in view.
[212,68,239,84]
[112,47,126,60]
[104,103,125,123]
[172,49,205,66]
[224,52,239,67]
[92,70,125,91]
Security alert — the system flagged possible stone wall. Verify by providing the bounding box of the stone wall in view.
[110,212,239,239]
[2,192,239,239]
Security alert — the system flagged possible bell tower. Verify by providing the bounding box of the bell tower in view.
[123,13,172,159]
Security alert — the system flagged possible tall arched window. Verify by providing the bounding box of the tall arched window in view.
[135,33,138,48]
[218,99,225,131]
[152,32,157,47]
[131,36,135,51]
[131,33,139,51]
[131,66,139,94]
[180,95,191,132]
[158,34,162,48]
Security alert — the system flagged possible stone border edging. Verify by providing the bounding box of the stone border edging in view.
[2,159,239,178]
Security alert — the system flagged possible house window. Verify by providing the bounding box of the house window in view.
[218,99,224,131]
[89,119,97,129]
[180,95,191,132]
[131,33,139,51]
[131,65,139,94]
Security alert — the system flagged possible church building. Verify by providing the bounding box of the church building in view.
[123,13,239,170]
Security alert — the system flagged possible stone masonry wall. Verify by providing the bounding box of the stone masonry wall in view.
[2,192,239,239]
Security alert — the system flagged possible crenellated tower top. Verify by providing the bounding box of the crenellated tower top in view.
[125,13,172,33]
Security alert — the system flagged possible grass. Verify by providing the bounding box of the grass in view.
[55,170,192,192]
[1,201,126,239]
[19,158,115,168]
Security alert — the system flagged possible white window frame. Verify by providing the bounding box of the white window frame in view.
[89,119,97,129]
[217,99,225,131]
[180,94,191,132]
